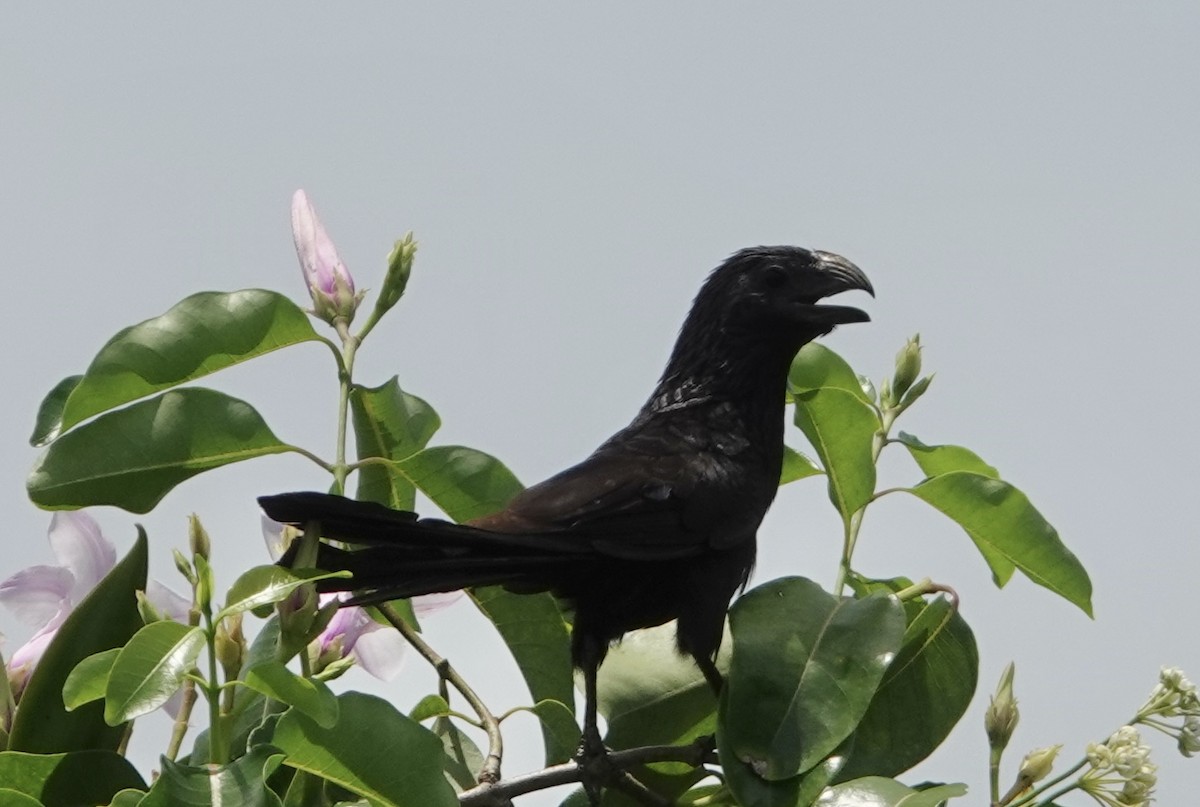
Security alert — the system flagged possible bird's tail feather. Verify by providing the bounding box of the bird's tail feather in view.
[260,492,588,603]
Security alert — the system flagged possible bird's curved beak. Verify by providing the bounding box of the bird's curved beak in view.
[803,250,874,324]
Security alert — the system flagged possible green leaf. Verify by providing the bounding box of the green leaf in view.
[29,375,82,447]
[788,344,873,401]
[218,565,350,622]
[28,388,295,513]
[471,587,578,765]
[792,389,879,520]
[104,621,205,724]
[399,445,523,523]
[718,722,851,807]
[894,432,999,479]
[816,777,967,806]
[243,661,338,728]
[433,716,484,792]
[836,584,978,780]
[137,746,284,807]
[409,694,451,722]
[54,290,321,435]
[907,472,1093,616]
[104,789,147,807]
[594,624,720,804]
[722,577,905,779]
[351,377,441,509]
[0,789,44,807]
[9,530,147,753]
[273,692,458,807]
[62,648,120,711]
[780,446,822,486]
[0,750,146,807]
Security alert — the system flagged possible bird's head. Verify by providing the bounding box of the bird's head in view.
[684,246,874,349]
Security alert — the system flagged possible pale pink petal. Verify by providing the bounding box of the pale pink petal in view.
[0,565,74,628]
[261,516,290,562]
[413,591,463,617]
[48,511,115,604]
[350,624,407,681]
[291,190,349,295]
[8,610,68,692]
[160,687,187,721]
[320,604,373,654]
[147,580,192,622]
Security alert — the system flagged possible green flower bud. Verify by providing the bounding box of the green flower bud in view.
[895,374,934,415]
[135,589,166,624]
[188,513,211,561]
[377,232,417,315]
[172,548,197,586]
[193,554,215,612]
[891,334,922,399]
[1018,744,1062,784]
[215,612,245,681]
[985,662,1019,750]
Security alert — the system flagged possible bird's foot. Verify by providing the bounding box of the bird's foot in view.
[575,726,615,805]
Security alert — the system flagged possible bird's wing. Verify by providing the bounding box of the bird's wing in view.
[472,447,755,561]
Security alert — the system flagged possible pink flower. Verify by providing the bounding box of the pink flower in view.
[0,512,188,697]
[291,190,361,325]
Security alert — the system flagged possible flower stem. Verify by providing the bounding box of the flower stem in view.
[1004,757,1088,807]
[332,318,359,495]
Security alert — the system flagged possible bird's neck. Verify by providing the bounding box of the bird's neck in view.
[640,335,802,449]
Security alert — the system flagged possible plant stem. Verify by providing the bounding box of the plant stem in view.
[165,678,199,761]
[833,407,896,596]
[202,612,229,765]
[378,603,504,784]
[332,318,359,495]
[990,745,1003,805]
[1004,757,1088,807]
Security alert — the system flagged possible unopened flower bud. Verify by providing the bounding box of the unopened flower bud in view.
[878,377,893,408]
[1179,716,1200,758]
[136,589,166,624]
[896,374,934,415]
[291,190,363,325]
[1018,744,1062,785]
[188,514,211,561]
[891,334,922,399]
[215,612,245,681]
[985,662,1019,750]
[377,232,417,316]
[172,548,197,586]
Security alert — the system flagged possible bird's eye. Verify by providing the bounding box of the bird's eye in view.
[762,265,789,289]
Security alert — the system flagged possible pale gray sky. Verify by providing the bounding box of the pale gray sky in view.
[3,5,1198,802]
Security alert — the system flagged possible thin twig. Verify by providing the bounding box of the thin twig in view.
[378,603,504,784]
[458,738,717,806]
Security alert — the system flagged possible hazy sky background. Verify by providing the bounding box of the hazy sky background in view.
[3,5,1198,802]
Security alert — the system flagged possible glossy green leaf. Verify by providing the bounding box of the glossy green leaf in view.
[0,789,44,807]
[28,388,295,513]
[243,661,338,728]
[836,585,978,780]
[471,586,578,765]
[105,621,205,724]
[780,445,822,486]
[792,388,879,520]
[788,344,873,401]
[907,472,1093,616]
[62,648,120,710]
[719,718,851,807]
[351,377,441,509]
[137,746,284,807]
[218,565,350,622]
[273,692,458,807]
[0,751,145,807]
[433,716,484,791]
[106,789,149,807]
[816,777,966,806]
[29,375,82,447]
[400,445,522,523]
[722,578,904,779]
[894,432,998,479]
[54,290,321,435]
[593,624,722,805]
[9,530,147,753]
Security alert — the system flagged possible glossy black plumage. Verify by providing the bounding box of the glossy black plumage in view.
[259,245,872,748]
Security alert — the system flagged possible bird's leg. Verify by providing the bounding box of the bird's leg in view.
[575,637,614,805]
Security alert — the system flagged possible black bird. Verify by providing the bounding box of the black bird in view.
[259,246,872,756]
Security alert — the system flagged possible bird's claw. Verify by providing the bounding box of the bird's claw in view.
[575,727,615,805]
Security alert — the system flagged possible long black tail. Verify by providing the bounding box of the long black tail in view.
[258,492,589,605]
